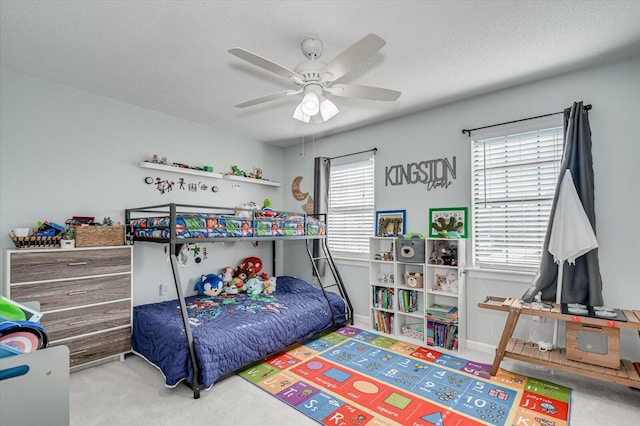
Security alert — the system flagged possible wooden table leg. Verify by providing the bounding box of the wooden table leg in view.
[490,306,521,375]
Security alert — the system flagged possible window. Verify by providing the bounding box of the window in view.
[328,155,375,257]
[471,124,563,271]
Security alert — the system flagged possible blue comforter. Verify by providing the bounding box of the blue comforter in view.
[132,276,346,388]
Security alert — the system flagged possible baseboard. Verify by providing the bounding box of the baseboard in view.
[353,313,369,329]
[465,339,496,354]
[352,315,498,356]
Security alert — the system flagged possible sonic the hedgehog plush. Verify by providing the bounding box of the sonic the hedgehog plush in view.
[194,274,224,297]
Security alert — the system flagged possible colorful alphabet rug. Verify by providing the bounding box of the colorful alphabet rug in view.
[240,326,571,425]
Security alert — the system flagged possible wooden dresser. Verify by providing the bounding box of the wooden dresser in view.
[4,246,132,369]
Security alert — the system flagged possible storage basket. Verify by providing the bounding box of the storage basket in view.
[404,272,423,288]
[9,232,61,249]
[74,225,125,247]
[401,323,425,340]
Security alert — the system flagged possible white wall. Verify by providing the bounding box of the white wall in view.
[0,70,283,304]
[3,55,639,358]
[283,56,640,359]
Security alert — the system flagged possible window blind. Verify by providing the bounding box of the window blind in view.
[472,126,563,270]
[328,157,375,255]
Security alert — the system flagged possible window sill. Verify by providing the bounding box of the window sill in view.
[466,267,535,285]
[331,256,369,268]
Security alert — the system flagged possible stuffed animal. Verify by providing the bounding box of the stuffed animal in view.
[246,256,263,273]
[261,198,276,217]
[244,277,263,295]
[223,282,239,295]
[262,276,277,294]
[194,274,224,297]
[446,271,458,293]
[236,201,257,218]
[429,241,449,265]
[237,256,262,275]
[230,273,246,292]
[220,267,235,286]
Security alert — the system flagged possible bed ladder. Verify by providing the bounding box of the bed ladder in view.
[305,238,354,326]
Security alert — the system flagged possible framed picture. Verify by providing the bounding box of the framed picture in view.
[375,210,406,237]
[429,207,468,238]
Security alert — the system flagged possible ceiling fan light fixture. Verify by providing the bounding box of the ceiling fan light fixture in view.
[293,103,311,123]
[319,97,339,122]
[300,92,320,116]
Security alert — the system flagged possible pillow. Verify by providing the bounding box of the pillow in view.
[274,276,318,294]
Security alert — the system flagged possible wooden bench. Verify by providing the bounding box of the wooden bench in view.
[478,296,640,388]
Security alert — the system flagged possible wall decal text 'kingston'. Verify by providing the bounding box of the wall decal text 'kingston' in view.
[385,157,456,189]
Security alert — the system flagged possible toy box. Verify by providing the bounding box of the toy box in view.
[75,225,125,247]
[396,235,425,263]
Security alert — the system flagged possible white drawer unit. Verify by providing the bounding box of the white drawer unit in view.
[4,246,132,369]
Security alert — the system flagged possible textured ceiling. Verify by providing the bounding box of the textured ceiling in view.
[2,1,640,147]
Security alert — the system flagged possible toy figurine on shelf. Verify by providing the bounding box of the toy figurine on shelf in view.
[230,165,246,177]
[248,167,263,180]
[149,154,167,165]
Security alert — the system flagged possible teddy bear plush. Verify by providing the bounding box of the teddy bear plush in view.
[262,276,277,294]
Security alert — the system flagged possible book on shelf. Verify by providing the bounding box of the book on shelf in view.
[428,322,458,350]
[373,311,394,334]
[373,286,394,310]
[426,303,457,314]
[398,289,418,313]
[426,304,458,324]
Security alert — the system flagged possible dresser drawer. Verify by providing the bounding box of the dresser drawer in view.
[9,247,131,283]
[42,300,131,342]
[50,327,131,368]
[10,275,131,312]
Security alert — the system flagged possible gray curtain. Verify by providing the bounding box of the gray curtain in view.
[522,101,603,305]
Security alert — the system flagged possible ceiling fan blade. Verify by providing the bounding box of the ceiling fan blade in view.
[229,48,304,83]
[321,34,386,82]
[235,89,301,108]
[327,84,401,101]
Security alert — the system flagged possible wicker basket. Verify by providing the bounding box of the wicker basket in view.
[9,232,61,249]
[74,225,125,247]
[402,323,425,340]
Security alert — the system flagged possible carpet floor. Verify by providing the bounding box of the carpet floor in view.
[68,328,640,425]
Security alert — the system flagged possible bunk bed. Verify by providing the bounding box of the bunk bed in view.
[125,203,353,398]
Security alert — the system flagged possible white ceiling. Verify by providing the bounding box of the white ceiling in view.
[2,1,640,147]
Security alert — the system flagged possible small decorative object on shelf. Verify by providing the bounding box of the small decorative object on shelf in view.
[375,210,406,237]
[60,226,75,249]
[428,207,468,238]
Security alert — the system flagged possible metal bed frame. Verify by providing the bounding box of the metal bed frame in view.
[125,203,353,398]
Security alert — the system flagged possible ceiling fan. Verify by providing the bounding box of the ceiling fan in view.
[228,33,401,123]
